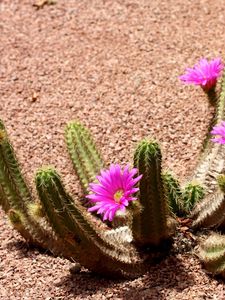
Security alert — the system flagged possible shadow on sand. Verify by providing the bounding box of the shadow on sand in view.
[57,254,196,299]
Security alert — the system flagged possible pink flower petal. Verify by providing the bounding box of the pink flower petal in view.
[211,121,225,144]
[179,58,224,91]
[85,164,142,221]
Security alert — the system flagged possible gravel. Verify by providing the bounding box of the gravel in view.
[1,0,225,298]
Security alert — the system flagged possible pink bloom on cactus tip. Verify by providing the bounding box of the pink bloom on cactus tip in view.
[179,58,224,91]
[86,164,142,221]
[211,121,225,144]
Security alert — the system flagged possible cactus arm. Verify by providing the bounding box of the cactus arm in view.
[192,72,225,189]
[65,122,105,192]
[131,140,175,246]
[0,120,32,208]
[0,138,30,213]
[0,125,36,242]
[36,167,145,277]
[162,171,184,215]
[182,181,205,213]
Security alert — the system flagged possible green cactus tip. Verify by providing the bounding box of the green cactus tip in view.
[36,166,59,187]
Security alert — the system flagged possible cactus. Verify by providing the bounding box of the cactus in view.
[189,72,225,230]
[191,174,225,230]
[162,172,205,216]
[162,171,184,215]
[65,121,105,192]
[198,233,225,277]
[0,119,98,260]
[0,118,181,278]
[193,72,225,185]
[35,167,145,277]
[0,120,43,245]
[2,71,225,280]
[182,180,204,213]
[131,139,176,246]
[190,73,225,207]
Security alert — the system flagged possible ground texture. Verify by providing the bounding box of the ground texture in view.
[1,0,225,299]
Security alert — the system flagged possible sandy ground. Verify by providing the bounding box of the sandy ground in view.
[1,0,225,299]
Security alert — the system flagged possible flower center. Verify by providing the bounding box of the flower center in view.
[113,189,124,203]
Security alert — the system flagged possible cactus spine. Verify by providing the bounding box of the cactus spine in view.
[132,140,175,246]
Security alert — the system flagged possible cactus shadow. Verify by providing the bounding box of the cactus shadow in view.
[115,255,196,299]
[6,239,51,258]
[58,254,196,299]
[57,269,124,298]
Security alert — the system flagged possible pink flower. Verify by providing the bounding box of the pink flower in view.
[179,58,224,91]
[211,121,225,144]
[86,164,142,221]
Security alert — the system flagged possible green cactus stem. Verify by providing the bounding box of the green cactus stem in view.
[0,120,36,242]
[36,167,145,278]
[0,122,32,213]
[182,180,205,213]
[162,171,183,215]
[65,121,105,192]
[198,233,225,277]
[131,139,175,247]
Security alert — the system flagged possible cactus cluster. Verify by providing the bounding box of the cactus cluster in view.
[0,118,187,278]
[0,106,218,278]
[2,70,225,279]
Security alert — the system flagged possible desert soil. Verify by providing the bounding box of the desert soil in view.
[1,0,225,299]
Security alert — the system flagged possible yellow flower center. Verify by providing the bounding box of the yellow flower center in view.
[113,189,124,203]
